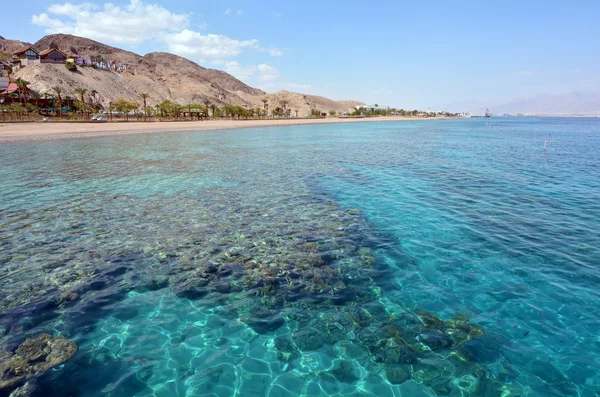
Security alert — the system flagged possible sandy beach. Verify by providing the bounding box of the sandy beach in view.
[0,116,448,143]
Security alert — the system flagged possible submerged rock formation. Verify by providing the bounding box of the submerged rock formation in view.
[0,334,78,392]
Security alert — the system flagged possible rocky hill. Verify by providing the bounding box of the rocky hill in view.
[3,34,362,114]
[0,36,31,57]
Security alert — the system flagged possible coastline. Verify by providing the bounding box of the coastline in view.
[0,116,450,143]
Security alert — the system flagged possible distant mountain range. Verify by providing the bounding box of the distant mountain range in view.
[447,92,600,116]
[0,34,363,114]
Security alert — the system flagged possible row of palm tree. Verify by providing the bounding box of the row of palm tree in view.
[4,80,304,122]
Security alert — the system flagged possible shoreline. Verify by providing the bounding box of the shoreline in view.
[0,116,451,143]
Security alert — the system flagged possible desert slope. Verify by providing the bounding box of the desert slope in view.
[2,33,362,113]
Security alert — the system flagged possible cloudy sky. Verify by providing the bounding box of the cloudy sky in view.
[4,0,600,109]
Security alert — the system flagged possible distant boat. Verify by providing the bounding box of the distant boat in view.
[485,108,491,118]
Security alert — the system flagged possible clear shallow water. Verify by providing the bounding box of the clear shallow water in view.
[1,118,599,396]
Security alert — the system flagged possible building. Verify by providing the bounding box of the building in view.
[12,46,39,61]
[39,48,67,64]
[355,104,389,112]
[0,77,9,92]
[0,61,10,77]
[11,46,40,70]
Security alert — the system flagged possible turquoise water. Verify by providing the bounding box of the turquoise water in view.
[1,118,599,396]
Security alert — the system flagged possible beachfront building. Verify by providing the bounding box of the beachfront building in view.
[355,104,389,112]
[39,48,67,64]
[0,82,19,101]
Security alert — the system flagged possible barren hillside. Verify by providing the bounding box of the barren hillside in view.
[3,33,362,113]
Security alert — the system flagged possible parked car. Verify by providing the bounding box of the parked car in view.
[92,115,108,122]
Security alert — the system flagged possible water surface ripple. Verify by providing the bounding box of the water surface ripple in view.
[1,118,599,396]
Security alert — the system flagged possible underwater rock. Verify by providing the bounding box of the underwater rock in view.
[243,314,285,334]
[292,328,324,351]
[0,334,78,391]
[330,360,360,383]
[173,280,209,300]
[429,376,460,396]
[346,209,362,215]
[274,336,296,353]
[385,365,411,385]
[458,336,501,363]
[411,358,448,384]
[418,330,454,351]
[416,310,446,329]
[8,381,35,397]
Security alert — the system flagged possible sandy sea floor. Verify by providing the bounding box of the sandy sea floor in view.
[0,116,449,142]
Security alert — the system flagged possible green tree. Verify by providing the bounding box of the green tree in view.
[29,90,42,112]
[113,98,138,121]
[261,98,268,118]
[280,100,289,117]
[203,99,210,119]
[139,93,149,119]
[74,88,88,119]
[14,78,30,109]
[52,86,63,117]
[328,110,336,116]
[65,61,77,72]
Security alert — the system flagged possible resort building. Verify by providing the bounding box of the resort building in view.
[39,48,67,64]
[11,46,40,70]
[0,61,10,77]
[0,76,9,92]
[355,104,389,111]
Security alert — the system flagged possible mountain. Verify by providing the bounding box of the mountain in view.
[482,92,600,116]
[3,33,362,114]
[446,93,600,116]
[0,36,32,55]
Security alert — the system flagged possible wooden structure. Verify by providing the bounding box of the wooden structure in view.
[12,46,39,60]
[39,48,67,64]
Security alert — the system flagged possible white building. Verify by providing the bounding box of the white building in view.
[355,104,389,111]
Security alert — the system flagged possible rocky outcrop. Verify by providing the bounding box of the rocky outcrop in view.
[0,334,78,391]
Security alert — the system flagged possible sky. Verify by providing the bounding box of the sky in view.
[3,0,600,110]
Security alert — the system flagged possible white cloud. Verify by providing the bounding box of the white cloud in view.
[272,11,282,17]
[224,61,280,82]
[225,8,242,16]
[31,1,284,61]
[256,64,280,81]
[32,0,189,45]
[210,59,226,65]
[165,29,259,58]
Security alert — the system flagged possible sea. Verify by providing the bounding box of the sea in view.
[0,117,599,396]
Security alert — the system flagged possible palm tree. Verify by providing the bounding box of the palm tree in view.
[139,93,149,119]
[203,98,210,119]
[261,99,268,118]
[210,104,217,119]
[281,100,289,117]
[90,89,98,110]
[74,88,88,119]
[52,86,63,117]
[294,109,299,118]
[29,90,41,113]
[14,78,30,110]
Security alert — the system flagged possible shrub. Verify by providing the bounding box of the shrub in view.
[65,62,77,72]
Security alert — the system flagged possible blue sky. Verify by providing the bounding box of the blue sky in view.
[4,0,600,109]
